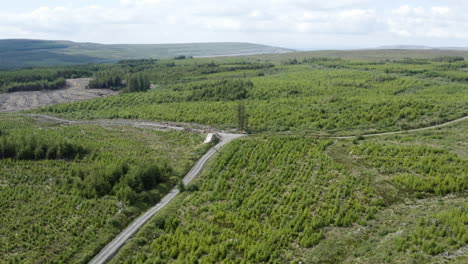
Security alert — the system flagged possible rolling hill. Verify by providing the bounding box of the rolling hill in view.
[0,39,292,69]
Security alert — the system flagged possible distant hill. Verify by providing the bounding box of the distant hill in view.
[375,45,434,50]
[0,39,292,68]
[375,45,468,50]
[244,49,468,62]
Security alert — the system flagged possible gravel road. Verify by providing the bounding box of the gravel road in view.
[22,114,244,264]
[89,132,244,264]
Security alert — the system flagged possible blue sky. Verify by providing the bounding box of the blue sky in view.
[1,0,467,49]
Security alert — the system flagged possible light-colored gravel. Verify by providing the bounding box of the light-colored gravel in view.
[0,78,116,112]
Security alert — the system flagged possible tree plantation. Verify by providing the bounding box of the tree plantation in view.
[36,57,467,135]
[0,115,209,263]
[0,50,466,263]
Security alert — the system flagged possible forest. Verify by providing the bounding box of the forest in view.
[0,51,466,263]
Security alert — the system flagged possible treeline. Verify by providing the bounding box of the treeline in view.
[127,72,151,92]
[187,79,252,101]
[432,56,465,63]
[88,70,125,89]
[198,62,274,74]
[88,71,150,92]
[0,133,88,160]
[69,161,172,204]
[3,78,66,93]
[0,67,94,93]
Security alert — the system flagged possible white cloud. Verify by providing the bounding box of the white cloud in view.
[387,5,468,39]
[1,1,468,49]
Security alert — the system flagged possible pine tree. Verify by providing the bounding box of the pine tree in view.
[237,102,247,131]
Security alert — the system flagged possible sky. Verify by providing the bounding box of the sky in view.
[1,0,468,50]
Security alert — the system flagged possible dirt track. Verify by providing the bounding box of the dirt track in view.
[0,78,116,112]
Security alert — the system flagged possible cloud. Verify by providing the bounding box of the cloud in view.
[1,1,468,48]
[387,5,468,39]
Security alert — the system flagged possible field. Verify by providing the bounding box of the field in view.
[0,49,467,263]
[0,114,211,263]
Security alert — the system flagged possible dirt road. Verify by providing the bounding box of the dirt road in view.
[0,78,116,112]
[23,114,244,264]
[89,132,243,264]
[331,115,468,139]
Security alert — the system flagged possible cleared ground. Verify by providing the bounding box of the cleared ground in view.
[0,78,116,112]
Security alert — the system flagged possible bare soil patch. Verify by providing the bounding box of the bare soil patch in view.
[0,78,116,112]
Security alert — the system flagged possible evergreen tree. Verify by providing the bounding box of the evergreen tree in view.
[237,102,248,131]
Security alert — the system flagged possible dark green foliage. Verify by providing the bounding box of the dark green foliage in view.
[237,101,248,130]
[5,77,66,92]
[88,70,125,89]
[177,180,185,192]
[72,161,172,203]
[0,65,95,93]
[118,59,159,66]
[0,133,87,160]
[187,79,252,101]
[284,58,299,65]
[126,73,150,92]
[432,56,465,63]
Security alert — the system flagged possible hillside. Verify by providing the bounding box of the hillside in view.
[0,39,292,69]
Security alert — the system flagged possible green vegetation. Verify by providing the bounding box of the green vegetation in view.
[352,143,467,196]
[396,207,467,255]
[39,57,467,135]
[110,120,467,264]
[0,130,87,160]
[109,137,382,263]
[0,114,210,263]
[1,50,467,263]
[0,66,94,93]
